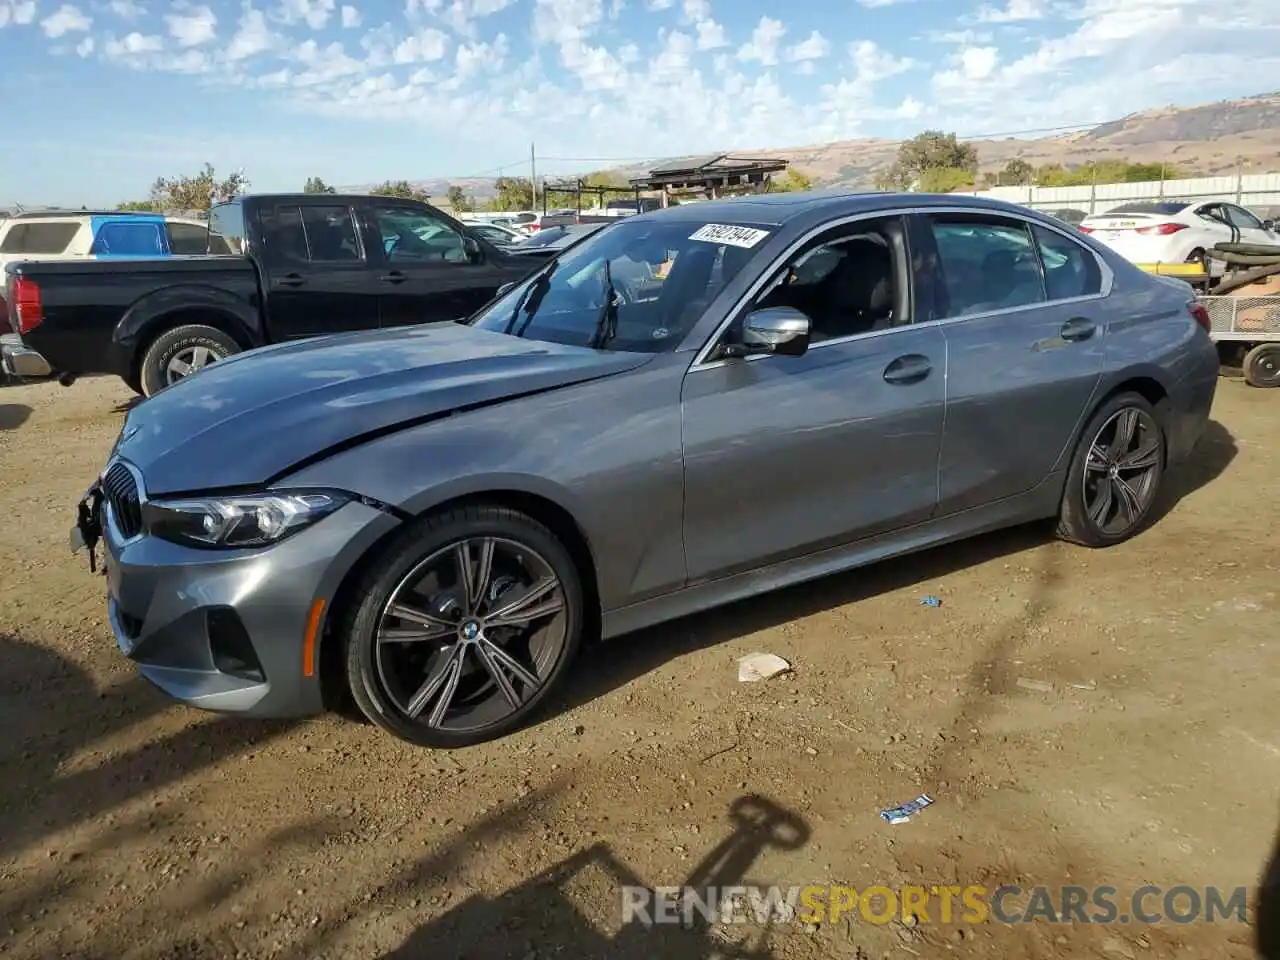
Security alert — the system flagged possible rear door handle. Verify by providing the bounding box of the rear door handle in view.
[883,354,932,385]
[379,271,408,284]
[1060,317,1096,342]
[276,273,305,287]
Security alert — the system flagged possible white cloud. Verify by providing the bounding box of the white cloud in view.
[956,44,997,79]
[785,30,829,62]
[109,0,143,17]
[694,18,725,50]
[645,0,672,8]
[166,6,216,47]
[104,30,163,56]
[680,0,708,19]
[392,26,449,63]
[533,0,603,46]
[75,35,94,55]
[273,0,334,30]
[850,39,914,82]
[41,4,91,37]
[737,15,785,66]
[339,4,360,26]
[973,0,1044,23]
[0,0,36,27]
[223,6,277,60]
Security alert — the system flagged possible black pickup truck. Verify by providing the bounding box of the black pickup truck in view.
[1,193,541,396]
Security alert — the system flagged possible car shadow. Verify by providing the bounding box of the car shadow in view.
[374,793,810,959]
[1258,810,1280,958]
[0,633,297,861]
[0,402,31,429]
[552,417,1236,721]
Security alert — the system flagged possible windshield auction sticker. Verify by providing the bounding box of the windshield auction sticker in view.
[688,224,772,248]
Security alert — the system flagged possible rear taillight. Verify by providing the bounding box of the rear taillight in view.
[1137,222,1186,236]
[1188,301,1211,334]
[13,276,43,334]
[1077,226,1094,233]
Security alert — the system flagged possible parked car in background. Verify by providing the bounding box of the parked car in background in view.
[462,221,527,246]
[507,221,610,256]
[76,192,1217,748]
[1079,200,1279,276]
[1046,208,1088,226]
[2,194,539,394]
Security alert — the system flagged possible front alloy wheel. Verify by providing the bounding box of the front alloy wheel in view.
[344,507,583,747]
[1057,392,1166,547]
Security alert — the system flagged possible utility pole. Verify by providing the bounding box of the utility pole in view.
[530,143,538,213]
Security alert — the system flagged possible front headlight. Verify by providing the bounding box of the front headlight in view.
[142,491,351,549]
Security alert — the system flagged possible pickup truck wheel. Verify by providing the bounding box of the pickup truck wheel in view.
[139,325,241,396]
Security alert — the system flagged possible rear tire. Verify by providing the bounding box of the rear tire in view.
[1056,392,1166,548]
[138,324,240,396]
[1243,343,1280,388]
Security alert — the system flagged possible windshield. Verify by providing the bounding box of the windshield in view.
[520,224,603,248]
[469,217,773,353]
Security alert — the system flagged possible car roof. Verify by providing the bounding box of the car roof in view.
[627,190,1053,226]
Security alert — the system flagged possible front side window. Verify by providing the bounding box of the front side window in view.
[372,205,467,263]
[166,222,210,255]
[0,221,79,254]
[929,216,1045,317]
[1223,204,1264,231]
[1031,224,1102,300]
[468,217,771,353]
[744,216,905,342]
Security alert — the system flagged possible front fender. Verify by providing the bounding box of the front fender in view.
[113,282,264,363]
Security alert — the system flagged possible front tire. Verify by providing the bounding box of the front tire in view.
[1056,392,1166,547]
[342,506,584,748]
[138,324,240,396]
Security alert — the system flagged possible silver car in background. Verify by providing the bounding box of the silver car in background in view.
[78,192,1219,748]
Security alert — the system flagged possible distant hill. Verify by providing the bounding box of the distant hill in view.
[342,91,1280,202]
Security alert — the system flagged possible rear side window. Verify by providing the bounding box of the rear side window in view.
[0,221,80,254]
[259,205,362,264]
[929,216,1045,317]
[91,220,167,257]
[1032,224,1102,300]
[167,222,211,255]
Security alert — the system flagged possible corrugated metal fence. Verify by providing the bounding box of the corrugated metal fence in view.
[957,171,1280,215]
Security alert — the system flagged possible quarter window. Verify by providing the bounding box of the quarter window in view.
[1031,224,1102,300]
[0,221,80,254]
[929,217,1044,318]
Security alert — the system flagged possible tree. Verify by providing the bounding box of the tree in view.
[445,184,469,212]
[491,176,534,211]
[882,130,979,191]
[149,163,248,212]
[370,180,430,202]
[769,168,815,193]
[999,158,1034,186]
[304,176,335,194]
[917,167,975,193]
[116,199,159,211]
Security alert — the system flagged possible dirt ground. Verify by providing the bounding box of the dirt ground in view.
[1,373,1277,960]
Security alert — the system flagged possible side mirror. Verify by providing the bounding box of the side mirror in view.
[725,307,811,359]
[1264,219,1275,232]
[462,234,482,262]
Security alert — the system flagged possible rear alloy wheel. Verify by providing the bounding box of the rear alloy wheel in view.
[1242,343,1280,388]
[1056,392,1165,547]
[344,506,584,748]
[138,324,241,396]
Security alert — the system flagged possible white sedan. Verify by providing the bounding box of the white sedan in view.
[1079,200,1279,277]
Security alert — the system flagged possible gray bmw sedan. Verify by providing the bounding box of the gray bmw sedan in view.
[76,192,1219,748]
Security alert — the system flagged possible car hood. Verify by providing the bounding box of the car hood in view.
[112,322,651,494]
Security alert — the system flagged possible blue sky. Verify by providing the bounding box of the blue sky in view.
[1,0,1277,206]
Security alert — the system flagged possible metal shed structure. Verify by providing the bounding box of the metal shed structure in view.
[629,154,790,206]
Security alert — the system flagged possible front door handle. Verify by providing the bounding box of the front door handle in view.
[276,273,305,287]
[1060,317,1096,342]
[379,271,408,284]
[883,354,932,385]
